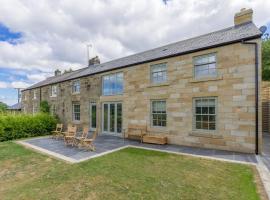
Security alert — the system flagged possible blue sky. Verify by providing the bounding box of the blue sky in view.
[0,0,270,106]
[0,24,51,105]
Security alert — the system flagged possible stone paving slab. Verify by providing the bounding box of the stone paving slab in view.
[19,134,258,165]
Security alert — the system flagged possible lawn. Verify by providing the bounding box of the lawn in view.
[0,141,265,200]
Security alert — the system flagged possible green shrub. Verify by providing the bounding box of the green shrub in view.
[0,113,57,142]
[40,101,50,113]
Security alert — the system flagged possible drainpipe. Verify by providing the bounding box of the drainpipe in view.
[241,40,259,155]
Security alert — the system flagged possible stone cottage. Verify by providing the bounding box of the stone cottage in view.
[22,8,263,154]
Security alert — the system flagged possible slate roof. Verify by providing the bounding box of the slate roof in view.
[7,102,22,110]
[24,22,262,91]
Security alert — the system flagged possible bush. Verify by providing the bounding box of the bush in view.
[0,113,57,142]
[40,100,50,113]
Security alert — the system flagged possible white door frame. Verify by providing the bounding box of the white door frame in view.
[89,102,97,131]
[102,102,122,136]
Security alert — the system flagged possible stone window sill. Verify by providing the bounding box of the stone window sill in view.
[148,82,170,88]
[189,131,223,139]
[189,76,223,83]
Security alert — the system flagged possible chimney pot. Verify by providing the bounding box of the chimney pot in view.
[234,8,253,26]
[88,56,100,67]
[54,69,61,76]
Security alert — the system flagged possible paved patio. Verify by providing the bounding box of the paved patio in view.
[18,134,258,164]
[262,133,270,171]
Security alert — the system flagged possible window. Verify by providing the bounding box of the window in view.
[72,80,80,93]
[51,104,57,116]
[194,53,217,79]
[32,105,38,114]
[151,63,167,84]
[193,97,217,131]
[51,85,57,97]
[102,72,123,96]
[33,90,37,99]
[151,100,166,127]
[90,102,97,129]
[72,103,80,121]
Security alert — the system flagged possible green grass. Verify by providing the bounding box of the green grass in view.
[0,142,262,200]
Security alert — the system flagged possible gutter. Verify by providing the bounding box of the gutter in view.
[23,34,262,91]
[241,40,259,155]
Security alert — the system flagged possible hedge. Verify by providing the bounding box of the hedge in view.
[0,113,57,142]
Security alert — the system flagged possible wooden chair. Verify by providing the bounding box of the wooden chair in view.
[80,129,98,151]
[63,125,77,146]
[73,126,89,147]
[124,124,147,143]
[51,124,63,139]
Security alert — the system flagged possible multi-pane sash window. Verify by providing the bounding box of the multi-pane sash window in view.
[194,97,217,130]
[151,100,166,127]
[51,85,57,97]
[72,80,80,93]
[102,72,123,96]
[72,103,80,121]
[194,53,217,79]
[51,104,57,116]
[33,90,37,99]
[32,105,38,114]
[151,63,167,84]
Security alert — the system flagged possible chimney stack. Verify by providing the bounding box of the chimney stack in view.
[54,69,61,76]
[88,56,100,67]
[234,8,253,26]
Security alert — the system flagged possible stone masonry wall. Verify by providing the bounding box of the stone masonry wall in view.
[21,39,262,153]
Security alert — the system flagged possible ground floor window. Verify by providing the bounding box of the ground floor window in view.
[193,97,217,130]
[32,105,38,114]
[51,104,57,116]
[72,102,80,121]
[151,100,166,127]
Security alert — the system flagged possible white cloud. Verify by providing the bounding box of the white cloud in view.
[0,81,9,88]
[10,81,31,89]
[0,0,269,76]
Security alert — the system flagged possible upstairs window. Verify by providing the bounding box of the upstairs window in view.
[102,72,123,96]
[194,53,217,79]
[151,100,167,127]
[151,63,167,84]
[193,97,217,131]
[72,102,80,121]
[51,85,57,97]
[72,80,80,94]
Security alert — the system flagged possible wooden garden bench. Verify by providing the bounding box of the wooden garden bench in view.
[124,124,147,143]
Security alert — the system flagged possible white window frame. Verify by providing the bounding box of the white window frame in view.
[150,63,167,84]
[151,100,167,127]
[193,53,217,79]
[51,85,57,97]
[102,72,123,96]
[51,104,57,116]
[72,80,80,94]
[89,102,97,130]
[32,105,37,114]
[193,97,217,131]
[33,90,37,100]
[72,102,80,122]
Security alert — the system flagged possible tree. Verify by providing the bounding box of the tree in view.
[40,101,50,113]
[0,102,8,112]
[262,38,270,81]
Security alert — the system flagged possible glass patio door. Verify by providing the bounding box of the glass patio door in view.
[102,102,122,135]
